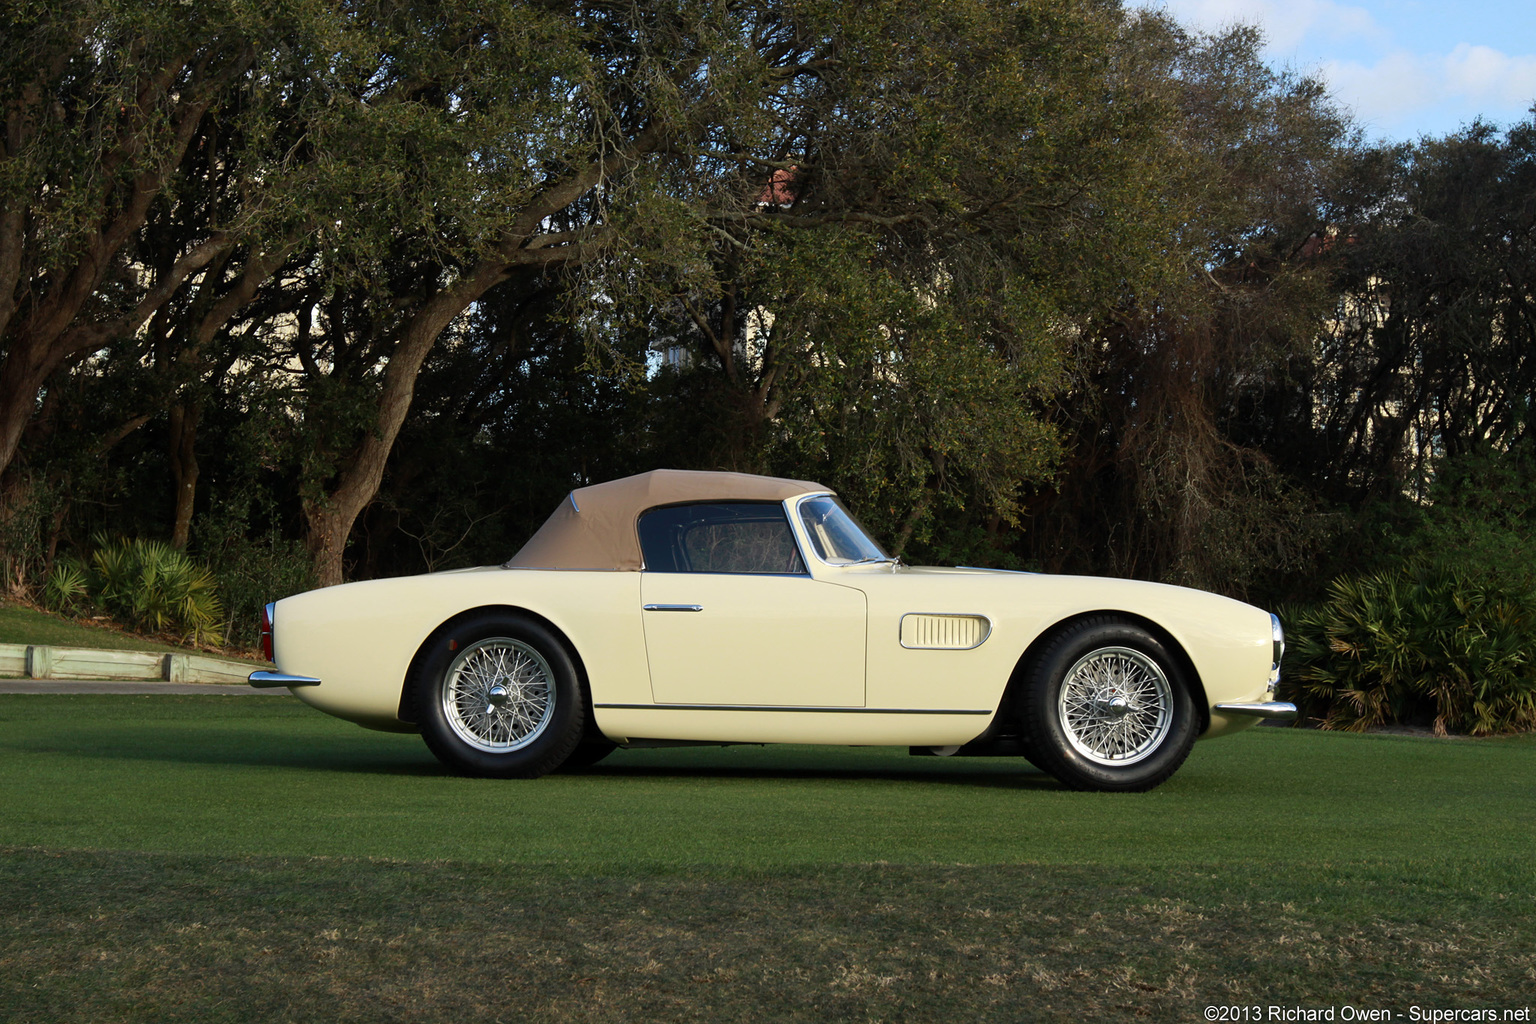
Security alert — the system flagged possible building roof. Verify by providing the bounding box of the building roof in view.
[503,469,828,571]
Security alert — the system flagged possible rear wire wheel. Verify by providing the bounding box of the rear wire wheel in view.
[1020,617,1197,792]
[413,613,584,778]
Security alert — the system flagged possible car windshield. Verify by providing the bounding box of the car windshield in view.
[796,495,892,564]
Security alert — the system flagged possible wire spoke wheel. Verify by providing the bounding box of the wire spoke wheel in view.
[1057,646,1173,766]
[414,614,586,779]
[442,637,556,753]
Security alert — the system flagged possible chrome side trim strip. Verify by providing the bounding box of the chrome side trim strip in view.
[249,671,321,688]
[594,702,991,715]
[502,566,625,572]
[956,565,1037,574]
[1214,701,1297,721]
[642,604,704,612]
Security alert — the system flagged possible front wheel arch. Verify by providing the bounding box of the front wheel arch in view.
[1017,615,1200,791]
[998,610,1209,740]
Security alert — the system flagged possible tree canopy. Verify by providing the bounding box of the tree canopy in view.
[3,0,1533,623]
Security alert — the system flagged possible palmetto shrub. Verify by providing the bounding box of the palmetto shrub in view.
[1282,565,1536,735]
[89,536,224,645]
[42,557,90,615]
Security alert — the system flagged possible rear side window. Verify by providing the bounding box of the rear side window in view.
[638,503,807,574]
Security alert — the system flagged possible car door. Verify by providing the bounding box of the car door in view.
[638,502,866,707]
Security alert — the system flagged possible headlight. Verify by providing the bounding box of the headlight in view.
[1268,613,1284,693]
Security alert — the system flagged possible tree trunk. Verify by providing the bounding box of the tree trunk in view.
[294,126,657,588]
[0,337,52,479]
[168,402,202,549]
[302,261,512,587]
[304,503,353,591]
[44,495,71,579]
[0,473,28,595]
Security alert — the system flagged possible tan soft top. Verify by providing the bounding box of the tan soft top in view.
[504,469,828,571]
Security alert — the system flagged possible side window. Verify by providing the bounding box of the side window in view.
[638,503,807,574]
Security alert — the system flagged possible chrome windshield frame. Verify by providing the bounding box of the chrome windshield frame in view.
[788,493,898,569]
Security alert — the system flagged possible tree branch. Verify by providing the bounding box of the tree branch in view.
[714,209,935,231]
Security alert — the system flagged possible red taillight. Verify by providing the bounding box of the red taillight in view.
[260,602,275,662]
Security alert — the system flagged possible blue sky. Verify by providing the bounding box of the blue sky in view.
[1149,0,1536,141]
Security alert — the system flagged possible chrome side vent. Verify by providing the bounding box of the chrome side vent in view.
[899,613,992,650]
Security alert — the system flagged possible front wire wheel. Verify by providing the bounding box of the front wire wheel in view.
[414,614,585,778]
[1057,647,1173,766]
[1021,618,1197,792]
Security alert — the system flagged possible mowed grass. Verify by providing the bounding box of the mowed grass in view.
[2,695,1534,1022]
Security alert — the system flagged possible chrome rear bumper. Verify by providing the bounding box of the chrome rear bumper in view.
[249,671,321,689]
[1214,700,1297,721]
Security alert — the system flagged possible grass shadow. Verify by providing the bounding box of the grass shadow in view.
[562,755,1061,790]
[4,724,441,777]
[9,722,1065,788]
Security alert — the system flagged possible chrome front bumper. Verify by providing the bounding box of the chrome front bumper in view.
[249,671,322,688]
[1215,701,1297,721]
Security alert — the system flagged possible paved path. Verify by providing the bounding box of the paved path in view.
[0,679,285,695]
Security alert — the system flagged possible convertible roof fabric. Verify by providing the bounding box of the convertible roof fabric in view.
[503,469,828,571]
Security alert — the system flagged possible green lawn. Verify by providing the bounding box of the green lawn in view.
[0,601,259,659]
[2,696,1533,1021]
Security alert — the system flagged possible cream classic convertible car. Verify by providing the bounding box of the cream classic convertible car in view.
[252,469,1294,791]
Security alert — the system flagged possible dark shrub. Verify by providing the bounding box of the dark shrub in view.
[1282,565,1536,735]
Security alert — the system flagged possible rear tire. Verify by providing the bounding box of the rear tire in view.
[412,613,584,779]
[1020,617,1197,792]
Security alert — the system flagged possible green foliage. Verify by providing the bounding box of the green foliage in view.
[88,537,224,646]
[0,477,67,596]
[1011,19,1354,594]
[200,531,316,649]
[1331,444,1536,597]
[188,476,315,647]
[748,229,1064,556]
[575,0,1216,556]
[41,557,89,615]
[1296,119,1536,502]
[1282,565,1536,735]
[1406,445,1536,587]
[3,0,1530,604]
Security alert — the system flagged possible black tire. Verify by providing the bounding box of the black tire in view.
[1020,617,1197,792]
[412,613,585,779]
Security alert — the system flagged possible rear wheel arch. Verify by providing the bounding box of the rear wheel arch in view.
[396,604,593,727]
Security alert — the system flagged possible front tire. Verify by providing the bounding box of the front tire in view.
[1020,617,1197,792]
[412,613,584,778]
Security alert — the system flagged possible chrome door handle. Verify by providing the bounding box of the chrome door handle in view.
[643,604,703,612]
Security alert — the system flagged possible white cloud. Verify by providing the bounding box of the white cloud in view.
[1149,0,1385,53]
[1323,45,1536,135]
[1321,55,1434,127]
[1147,0,1536,138]
[1442,44,1536,106]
